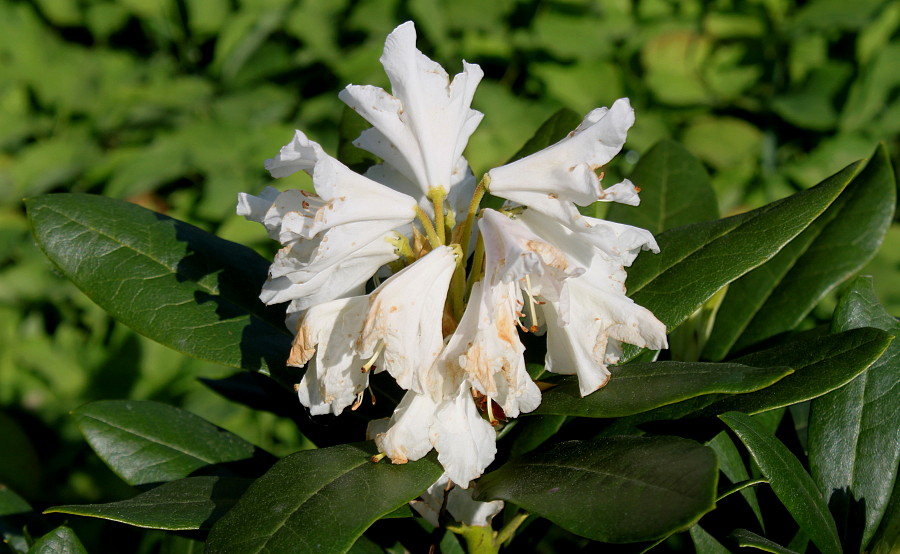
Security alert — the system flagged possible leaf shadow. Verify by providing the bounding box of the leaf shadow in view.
[155,214,298,387]
[828,486,866,552]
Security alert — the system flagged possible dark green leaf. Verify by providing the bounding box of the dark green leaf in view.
[508,415,568,457]
[1,485,34,554]
[72,400,269,486]
[45,476,252,530]
[689,524,731,554]
[729,529,799,554]
[720,411,841,554]
[25,194,295,384]
[698,327,892,416]
[808,276,900,551]
[626,161,861,339]
[705,144,896,358]
[533,361,791,417]
[26,526,87,554]
[607,139,719,234]
[474,436,718,543]
[205,443,442,553]
[869,469,900,554]
[707,431,764,527]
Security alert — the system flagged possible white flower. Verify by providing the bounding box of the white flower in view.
[541,251,668,396]
[369,385,496,487]
[358,245,458,394]
[486,98,640,224]
[288,296,370,416]
[339,21,483,203]
[410,474,504,527]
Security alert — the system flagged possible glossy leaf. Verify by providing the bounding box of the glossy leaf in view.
[705,144,896,359]
[698,327,892,416]
[720,411,842,554]
[205,443,443,553]
[808,276,900,550]
[729,529,799,554]
[625,161,860,338]
[533,361,791,417]
[72,400,269,486]
[707,431,764,527]
[474,436,718,543]
[607,139,719,234]
[27,526,87,554]
[25,194,295,383]
[46,476,252,530]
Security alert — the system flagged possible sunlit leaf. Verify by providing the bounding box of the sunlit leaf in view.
[72,400,271,486]
[808,276,900,551]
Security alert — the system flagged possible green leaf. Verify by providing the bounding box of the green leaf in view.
[25,194,295,384]
[729,529,799,554]
[720,411,842,554]
[704,144,896,358]
[625,160,862,340]
[869,469,900,554]
[690,524,731,554]
[205,443,443,553]
[508,415,567,457]
[26,526,87,554]
[474,436,718,543]
[698,328,892,416]
[533,361,792,417]
[808,276,900,550]
[46,476,252,531]
[1,485,34,554]
[0,412,40,499]
[707,432,764,528]
[72,400,269,486]
[607,139,719,234]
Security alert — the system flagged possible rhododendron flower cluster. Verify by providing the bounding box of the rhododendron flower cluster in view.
[238,22,667,493]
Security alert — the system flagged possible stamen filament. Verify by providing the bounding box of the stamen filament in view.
[415,205,442,249]
[428,187,448,245]
[361,342,385,373]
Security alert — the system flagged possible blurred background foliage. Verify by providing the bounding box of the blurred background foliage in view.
[0,0,898,551]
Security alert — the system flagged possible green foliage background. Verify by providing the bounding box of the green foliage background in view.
[1,0,898,551]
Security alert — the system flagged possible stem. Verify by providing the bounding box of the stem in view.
[428,187,447,245]
[415,205,442,250]
[457,176,488,262]
[465,234,486,299]
[495,512,529,546]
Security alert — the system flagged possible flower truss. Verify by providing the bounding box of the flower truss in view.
[238,21,667,525]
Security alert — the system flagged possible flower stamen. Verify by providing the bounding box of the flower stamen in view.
[361,342,385,373]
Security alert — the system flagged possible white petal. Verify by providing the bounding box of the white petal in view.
[438,280,540,418]
[339,21,483,196]
[374,390,437,464]
[260,232,399,310]
[543,269,668,396]
[487,99,635,218]
[290,296,370,416]
[264,129,324,178]
[410,474,504,527]
[358,246,458,393]
[430,385,497,487]
[447,485,504,527]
